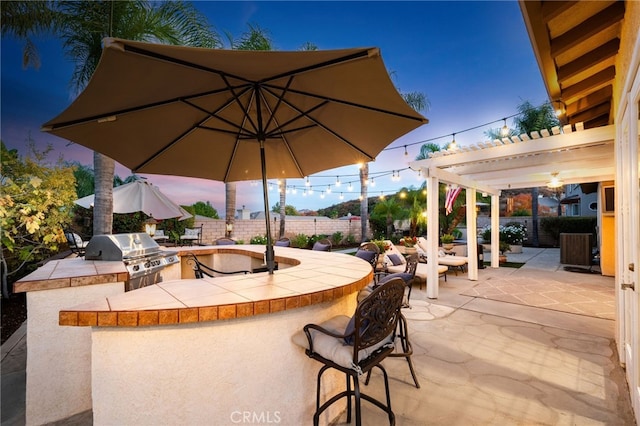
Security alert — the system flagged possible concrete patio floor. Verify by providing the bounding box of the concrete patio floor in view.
[1,248,636,425]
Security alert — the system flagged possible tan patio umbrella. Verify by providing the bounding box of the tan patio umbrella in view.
[75,179,192,220]
[43,38,427,272]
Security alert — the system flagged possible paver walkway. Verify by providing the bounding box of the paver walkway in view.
[2,248,636,426]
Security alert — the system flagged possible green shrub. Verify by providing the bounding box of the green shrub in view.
[331,231,344,246]
[540,217,597,244]
[291,233,309,248]
[346,234,356,245]
[250,235,268,244]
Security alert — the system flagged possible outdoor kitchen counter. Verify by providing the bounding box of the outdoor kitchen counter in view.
[13,257,128,293]
[58,245,373,327]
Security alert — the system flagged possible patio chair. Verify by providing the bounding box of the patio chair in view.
[179,225,202,246]
[355,246,379,271]
[185,253,251,278]
[152,229,169,244]
[275,237,291,247]
[375,253,419,306]
[312,238,332,251]
[293,277,405,426]
[64,231,89,257]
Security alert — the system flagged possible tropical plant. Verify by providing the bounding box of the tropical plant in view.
[1,141,77,297]
[2,0,220,236]
[190,201,219,219]
[440,234,455,244]
[372,198,402,239]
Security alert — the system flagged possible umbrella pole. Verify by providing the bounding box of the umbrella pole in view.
[260,140,275,274]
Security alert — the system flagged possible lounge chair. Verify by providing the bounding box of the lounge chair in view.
[417,237,468,275]
[382,240,448,283]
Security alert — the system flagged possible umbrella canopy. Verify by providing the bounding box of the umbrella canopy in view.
[75,179,192,220]
[43,38,427,272]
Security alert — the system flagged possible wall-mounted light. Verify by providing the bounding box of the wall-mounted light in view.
[552,99,566,118]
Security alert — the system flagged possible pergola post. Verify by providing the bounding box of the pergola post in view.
[466,187,478,280]
[425,174,440,299]
[491,194,500,267]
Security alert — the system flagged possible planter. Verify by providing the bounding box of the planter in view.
[404,247,417,254]
[508,244,523,254]
[442,243,454,251]
[499,254,508,264]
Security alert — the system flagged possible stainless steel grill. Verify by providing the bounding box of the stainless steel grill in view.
[84,233,178,290]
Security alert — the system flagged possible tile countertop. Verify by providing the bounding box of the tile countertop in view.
[14,257,129,293]
[55,246,373,327]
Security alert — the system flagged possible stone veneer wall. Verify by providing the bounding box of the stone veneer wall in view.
[195,217,365,245]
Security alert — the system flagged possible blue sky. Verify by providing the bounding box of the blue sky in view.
[1,1,548,216]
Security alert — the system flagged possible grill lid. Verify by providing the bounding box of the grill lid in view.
[85,233,160,261]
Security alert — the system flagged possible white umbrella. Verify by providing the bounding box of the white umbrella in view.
[75,180,192,220]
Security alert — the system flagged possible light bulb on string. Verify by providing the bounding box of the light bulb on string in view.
[326,184,331,194]
[450,133,457,150]
[302,189,307,197]
[404,145,408,158]
[379,192,385,200]
[348,182,353,191]
[320,191,325,199]
[305,177,310,187]
[292,187,297,194]
[335,176,341,187]
[339,192,344,200]
[370,178,376,187]
[500,118,509,137]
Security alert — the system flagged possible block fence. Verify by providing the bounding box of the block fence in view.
[194,217,365,246]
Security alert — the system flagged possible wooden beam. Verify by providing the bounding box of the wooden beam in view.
[550,2,625,57]
[570,102,611,124]
[562,66,615,102]
[541,1,579,22]
[565,85,612,117]
[557,38,620,83]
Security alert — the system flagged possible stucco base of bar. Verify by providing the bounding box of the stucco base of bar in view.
[92,294,356,426]
[25,282,124,426]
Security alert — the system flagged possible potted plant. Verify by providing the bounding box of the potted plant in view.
[399,236,418,253]
[499,241,511,263]
[441,234,455,250]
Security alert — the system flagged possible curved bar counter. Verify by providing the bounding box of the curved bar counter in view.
[16,245,372,425]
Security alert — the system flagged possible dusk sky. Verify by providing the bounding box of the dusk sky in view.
[1,1,549,216]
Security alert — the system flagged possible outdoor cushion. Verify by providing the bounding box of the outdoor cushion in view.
[355,250,377,263]
[291,315,393,370]
[380,272,414,284]
[387,253,403,266]
[184,228,199,237]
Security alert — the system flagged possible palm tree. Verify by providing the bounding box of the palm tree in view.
[373,198,402,239]
[415,142,442,161]
[359,91,428,241]
[2,1,220,235]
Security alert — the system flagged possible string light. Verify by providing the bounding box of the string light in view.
[326,184,331,194]
[339,192,344,200]
[500,118,509,137]
[335,176,341,187]
[305,177,310,187]
[450,133,457,150]
[403,145,408,157]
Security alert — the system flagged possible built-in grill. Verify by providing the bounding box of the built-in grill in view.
[84,233,178,290]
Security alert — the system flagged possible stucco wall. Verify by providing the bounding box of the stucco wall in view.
[91,294,357,426]
[25,283,124,425]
